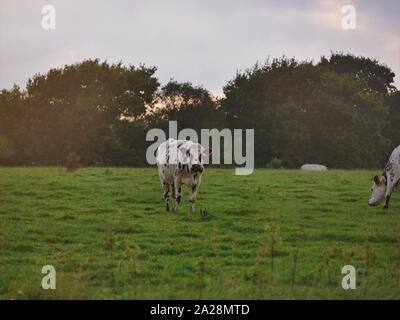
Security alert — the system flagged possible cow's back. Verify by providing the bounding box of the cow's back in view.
[389,145,400,177]
[390,145,400,161]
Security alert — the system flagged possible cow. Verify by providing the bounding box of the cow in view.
[368,145,400,209]
[156,138,212,212]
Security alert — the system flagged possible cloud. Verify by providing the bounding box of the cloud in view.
[0,0,399,93]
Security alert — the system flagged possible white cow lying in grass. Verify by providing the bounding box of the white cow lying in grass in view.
[156,138,211,212]
[369,145,400,209]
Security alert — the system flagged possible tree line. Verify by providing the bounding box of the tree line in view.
[0,53,399,168]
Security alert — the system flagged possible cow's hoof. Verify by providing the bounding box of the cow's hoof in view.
[383,205,389,209]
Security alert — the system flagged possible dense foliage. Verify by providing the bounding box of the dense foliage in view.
[0,54,398,168]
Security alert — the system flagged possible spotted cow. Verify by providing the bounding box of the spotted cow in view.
[368,145,400,209]
[156,138,212,212]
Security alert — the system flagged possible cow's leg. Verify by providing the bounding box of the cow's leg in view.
[189,184,199,212]
[162,182,170,211]
[383,176,394,209]
[189,185,199,213]
[173,179,182,211]
[190,176,202,212]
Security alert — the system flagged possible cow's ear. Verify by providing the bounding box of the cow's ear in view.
[373,175,381,185]
[202,147,212,156]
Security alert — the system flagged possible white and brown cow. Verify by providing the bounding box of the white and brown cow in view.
[368,145,400,209]
[156,138,211,212]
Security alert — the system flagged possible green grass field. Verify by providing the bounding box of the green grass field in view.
[1,167,399,299]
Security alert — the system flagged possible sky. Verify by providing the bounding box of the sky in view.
[0,0,399,95]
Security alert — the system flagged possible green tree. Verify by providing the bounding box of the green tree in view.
[223,57,390,168]
[384,91,400,151]
[0,86,28,165]
[0,59,159,166]
[0,55,397,168]
[148,81,223,133]
[320,52,396,95]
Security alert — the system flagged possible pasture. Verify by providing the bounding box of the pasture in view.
[0,167,399,299]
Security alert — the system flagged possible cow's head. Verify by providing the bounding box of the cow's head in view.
[178,142,212,173]
[368,175,386,206]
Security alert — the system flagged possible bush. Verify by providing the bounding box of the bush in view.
[266,157,283,169]
[65,152,81,172]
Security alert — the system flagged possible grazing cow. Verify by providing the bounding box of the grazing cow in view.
[156,138,212,212]
[368,145,400,208]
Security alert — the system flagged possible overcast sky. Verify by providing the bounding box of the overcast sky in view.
[0,0,399,95]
